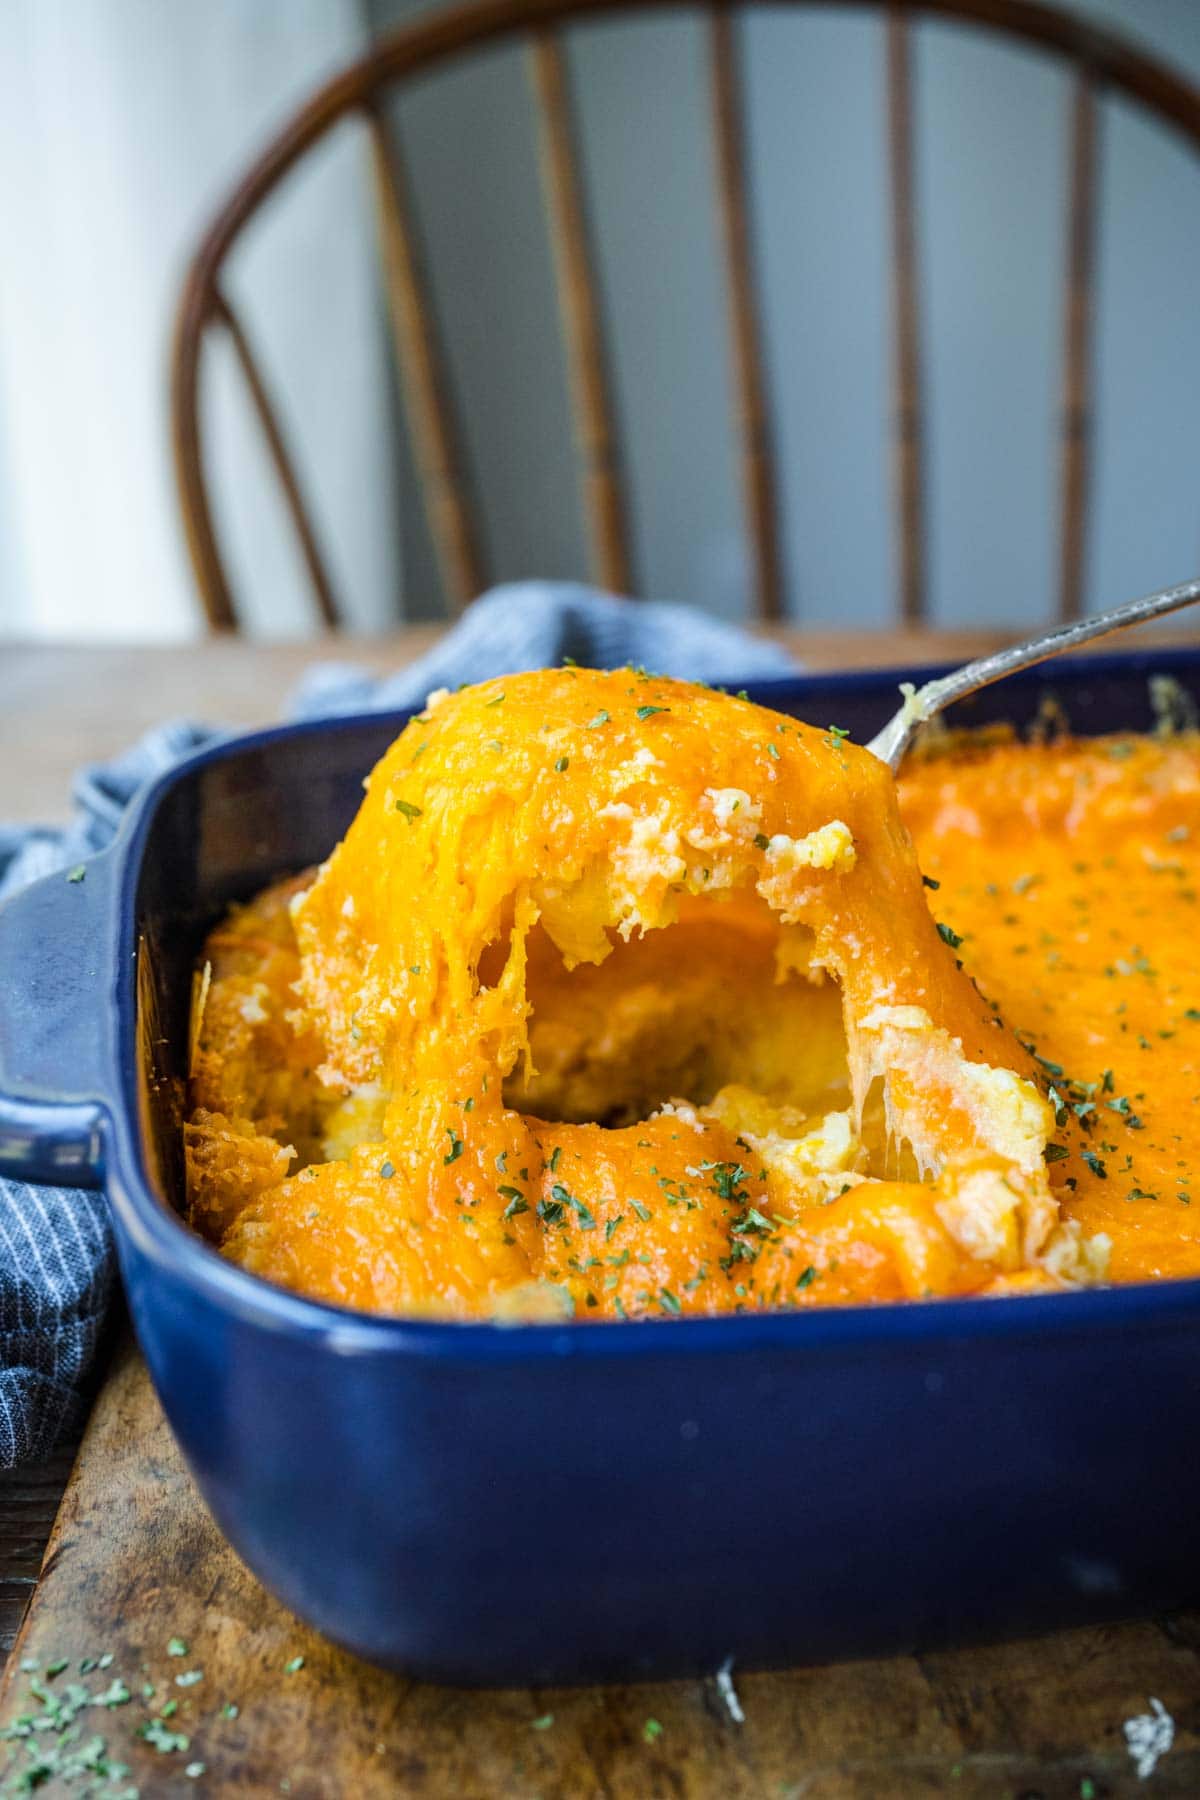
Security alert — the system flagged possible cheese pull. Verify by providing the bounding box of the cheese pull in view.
[188,669,1107,1318]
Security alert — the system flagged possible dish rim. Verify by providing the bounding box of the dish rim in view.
[109,647,1200,1358]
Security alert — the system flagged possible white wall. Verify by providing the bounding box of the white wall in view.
[0,0,400,639]
[0,0,1197,637]
[374,0,1200,630]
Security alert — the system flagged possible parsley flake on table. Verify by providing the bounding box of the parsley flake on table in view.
[138,1717,191,1754]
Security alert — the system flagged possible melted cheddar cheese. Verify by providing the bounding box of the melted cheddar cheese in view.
[900,728,1200,1285]
[185,669,1112,1320]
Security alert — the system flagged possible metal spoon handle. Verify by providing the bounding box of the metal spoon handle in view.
[867,574,1200,772]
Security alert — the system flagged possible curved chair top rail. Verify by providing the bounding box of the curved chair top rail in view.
[172,0,1200,632]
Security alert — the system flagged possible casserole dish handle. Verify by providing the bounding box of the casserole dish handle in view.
[0,852,117,1187]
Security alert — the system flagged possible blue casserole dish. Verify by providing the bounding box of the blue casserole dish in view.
[2,647,1200,1686]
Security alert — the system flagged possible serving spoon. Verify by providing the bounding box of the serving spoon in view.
[867,574,1200,772]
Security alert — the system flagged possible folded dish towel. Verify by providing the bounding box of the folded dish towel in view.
[0,583,797,1467]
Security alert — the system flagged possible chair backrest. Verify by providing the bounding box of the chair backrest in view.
[171,0,1200,633]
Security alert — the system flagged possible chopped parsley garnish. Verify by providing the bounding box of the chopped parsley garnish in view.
[643,1718,664,1743]
[630,1198,652,1222]
[554,756,569,772]
[697,1160,751,1203]
[552,1181,595,1230]
[827,725,850,744]
[66,865,86,884]
[394,799,423,822]
[936,922,964,950]
[284,1655,305,1674]
[499,1188,528,1219]
[167,1638,188,1658]
[548,1146,562,1173]
[443,1128,464,1165]
[605,1215,624,1241]
[1044,1143,1070,1163]
[485,692,505,706]
[537,1197,566,1225]
[754,833,770,851]
[731,1206,773,1237]
[922,874,940,890]
[796,1265,818,1288]
[636,705,670,720]
[659,1289,682,1314]
[586,710,610,728]
[531,1714,555,1730]
[1082,1151,1108,1179]
[379,1160,395,1180]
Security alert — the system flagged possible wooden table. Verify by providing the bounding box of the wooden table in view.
[2,627,1199,1798]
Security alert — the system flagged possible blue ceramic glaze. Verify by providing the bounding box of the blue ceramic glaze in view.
[3,649,1200,1683]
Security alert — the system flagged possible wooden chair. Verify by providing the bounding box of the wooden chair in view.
[171,0,1200,633]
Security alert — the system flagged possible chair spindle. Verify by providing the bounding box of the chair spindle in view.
[886,5,926,626]
[1058,69,1098,623]
[366,99,486,615]
[214,290,341,631]
[529,29,634,596]
[710,5,785,622]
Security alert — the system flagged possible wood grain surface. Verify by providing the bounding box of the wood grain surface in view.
[4,627,1200,1798]
[0,628,1019,823]
[1,1340,1199,1799]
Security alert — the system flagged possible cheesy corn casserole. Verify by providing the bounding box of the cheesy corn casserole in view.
[185,667,1198,1319]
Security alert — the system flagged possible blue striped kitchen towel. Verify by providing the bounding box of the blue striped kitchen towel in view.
[0,583,797,1466]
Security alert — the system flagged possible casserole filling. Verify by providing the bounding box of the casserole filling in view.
[185,668,1124,1319]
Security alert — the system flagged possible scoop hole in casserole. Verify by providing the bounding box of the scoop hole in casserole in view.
[503,902,850,1130]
